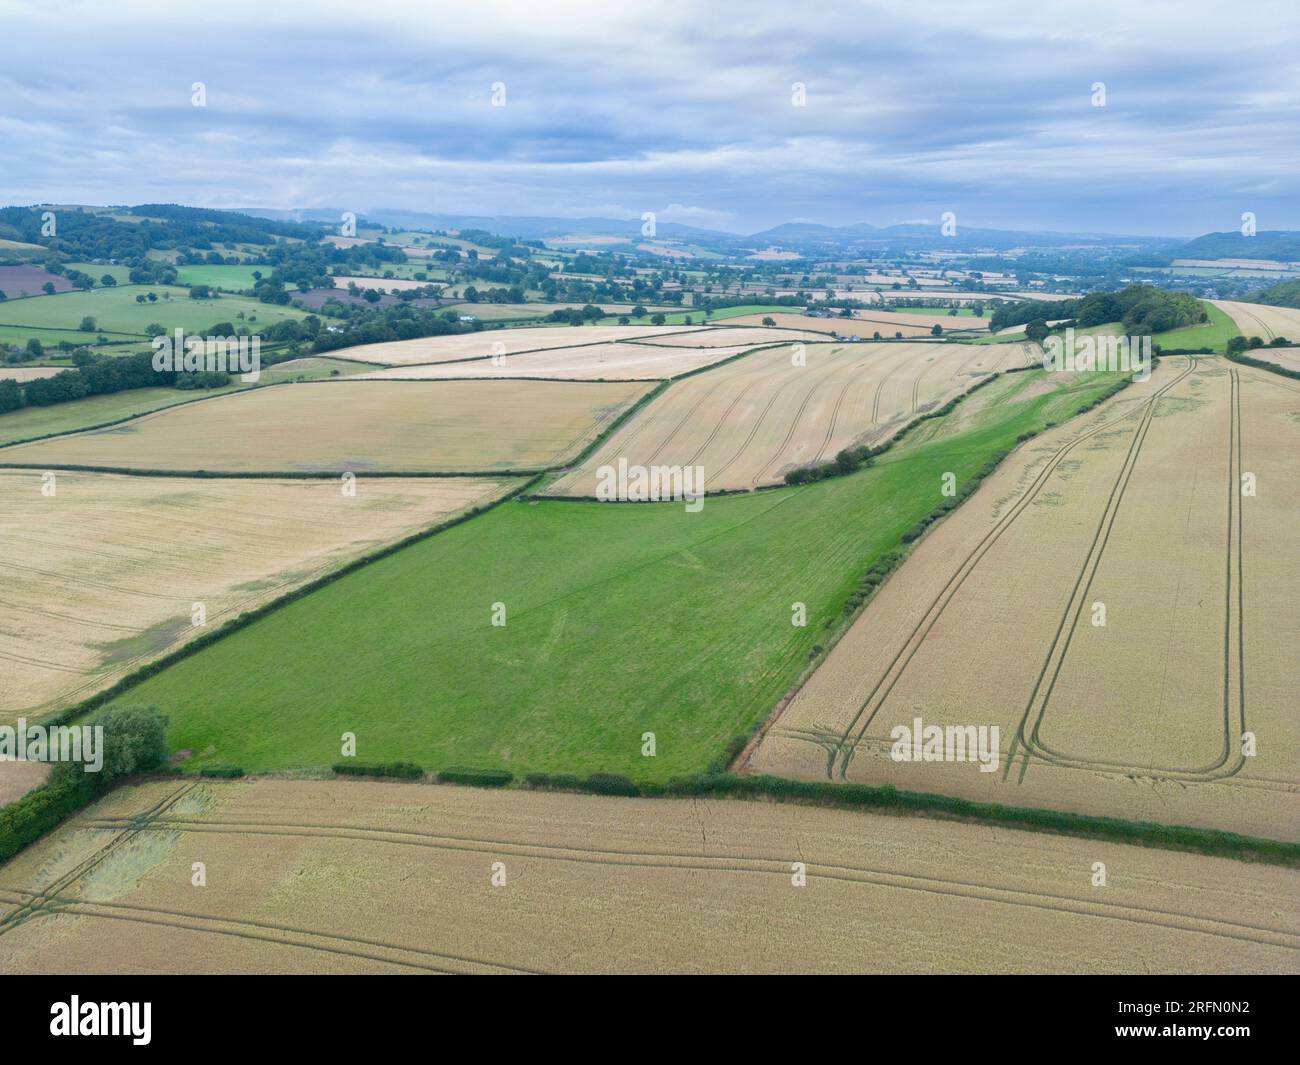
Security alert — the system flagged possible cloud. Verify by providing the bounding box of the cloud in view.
[0,0,1296,235]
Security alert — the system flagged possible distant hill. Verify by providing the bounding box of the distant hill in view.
[1248,278,1300,308]
[1164,230,1300,263]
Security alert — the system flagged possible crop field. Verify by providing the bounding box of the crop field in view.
[751,357,1300,840]
[1212,299,1300,342]
[723,312,842,332]
[0,778,1294,974]
[327,325,701,366]
[0,379,649,473]
[74,365,1119,779]
[0,284,322,341]
[0,385,254,447]
[598,305,798,327]
[850,309,990,333]
[549,341,1038,494]
[0,367,63,382]
[0,470,514,717]
[622,326,830,347]
[354,342,771,381]
[1248,346,1300,373]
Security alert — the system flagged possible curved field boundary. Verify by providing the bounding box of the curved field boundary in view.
[73,813,1300,950]
[829,358,1197,777]
[1018,366,1245,781]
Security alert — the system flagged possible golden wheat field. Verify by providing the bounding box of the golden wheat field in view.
[0,380,649,473]
[547,342,1036,494]
[353,342,770,381]
[1248,347,1300,373]
[1211,300,1300,342]
[0,470,514,717]
[750,357,1300,840]
[1,778,1294,974]
[324,325,702,366]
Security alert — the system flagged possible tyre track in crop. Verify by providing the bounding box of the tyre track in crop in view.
[0,782,198,936]
[1016,365,1244,781]
[0,888,536,975]
[67,814,1300,952]
[824,357,1196,779]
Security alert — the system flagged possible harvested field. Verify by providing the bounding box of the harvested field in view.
[0,470,514,718]
[326,326,703,366]
[850,309,989,334]
[724,312,841,333]
[333,276,431,292]
[0,367,63,382]
[1211,300,1300,342]
[353,343,767,381]
[0,779,1294,974]
[0,386,249,448]
[548,341,1037,494]
[0,380,649,473]
[751,357,1300,840]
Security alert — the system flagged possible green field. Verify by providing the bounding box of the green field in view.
[0,384,249,447]
[1152,302,1239,351]
[93,367,1124,780]
[0,284,324,343]
[174,264,267,290]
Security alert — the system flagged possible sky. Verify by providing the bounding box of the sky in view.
[1,0,1297,237]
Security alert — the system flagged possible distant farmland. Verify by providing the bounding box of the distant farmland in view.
[327,325,702,366]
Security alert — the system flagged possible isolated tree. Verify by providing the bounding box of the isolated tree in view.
[931,323,943,335]
[25,338,43,358]
[42,281,55,295]
[79,316,96,332]
[761,316,776,326]
[100,274,117,287]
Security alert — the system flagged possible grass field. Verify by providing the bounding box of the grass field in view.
[549,341,1037,494]
[0,385,250,447]
[0,471,515,718]
[751,358,1299,839]
[1152,303,1240,351]
[1,778,1294,973]
[81,365,1122,779]
[173,265,266,290]
[1,379,650,474]
[0,285,322,342]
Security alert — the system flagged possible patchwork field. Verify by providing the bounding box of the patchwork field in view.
[548,341,1037,494]
[623,326,830,348]
[0,380,649,473]
[0,470,514,717]
[1212,299,1300,342]
[751,357,1300,840]
[328,325,702,366]
[0,779,1294,974]
[78,367,1120,779]
[0,284,321,341]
